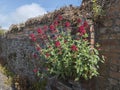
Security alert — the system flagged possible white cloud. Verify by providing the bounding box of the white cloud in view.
[0,3,47,30]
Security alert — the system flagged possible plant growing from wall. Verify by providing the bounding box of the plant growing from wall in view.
[0,29,5,35]
[29,15,104,82]
[0,64,15,85]
[92,0,104,20]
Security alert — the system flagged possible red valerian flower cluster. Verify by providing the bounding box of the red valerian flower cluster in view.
[50,24,55,31]
[45,53,50,57]
[65,21,71,27]
[78,25,86,36]
[54,20,59,27]
[58,15,63,20]
[42,25,48,31]
[77,18,81,23]
[33,53,37,58]
[83,21,88,27]
[55,41,61,47]
[37,28,43,34]
[33,68,38,73]
[29,33,36,41]
[71,45,78,51]
[36,46,41,51]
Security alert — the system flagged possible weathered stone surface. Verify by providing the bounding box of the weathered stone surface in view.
[0,0,120,90]
[116,19,120,26]
[108,78,118,86]
[103,19,113,27]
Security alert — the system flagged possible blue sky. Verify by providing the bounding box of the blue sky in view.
[0,0,82,29]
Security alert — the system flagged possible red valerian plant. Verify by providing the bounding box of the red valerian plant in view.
[71,45,78,51]
[30,15,104,81]
[29,33,36,41]
[55,41,61,47]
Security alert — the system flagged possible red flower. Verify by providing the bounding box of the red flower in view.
[37,28,43,34]
[77,18,81,23]
[29,33,36,41]
[50,24,55,31]
[29,33,35,38]
[33,53,37,58]
[45,53,50,57]
[65,21,71,27]
[36,47,41,51]
[78,26,86,36]
[83,21,88,27]
[55,41,61,47]
[58,15,63,20]
[33,68,38,73]
[71,45,78,51]
[54,20,59,27]
[42,25,48,31]
[31,37,36,41]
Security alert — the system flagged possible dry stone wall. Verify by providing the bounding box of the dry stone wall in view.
[95,0,120,90]
[0,6,87,82]
[0,0,120,90]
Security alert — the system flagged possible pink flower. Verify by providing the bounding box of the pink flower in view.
[50,24,55,31]
[45,53,50,57]
[42,25,48,31]
[55,41,61,47]
[37,28,43,34]
[58,15,63,20]
[54,20,59,27]
[31,37,37,41]
[83,21,88,27]
[71,45,78,51]
[78,26,86,36]
[29,33,36,41]
[77,18,81,23]
[65,21,71,27]
[33,53,37,58]
[33,68,38,73]
[36,47,41,51]
[29,33,35,38]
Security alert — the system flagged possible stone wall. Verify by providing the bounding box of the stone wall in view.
[0,0,120,90]
[95,0,120,90]
[0,5,87,83]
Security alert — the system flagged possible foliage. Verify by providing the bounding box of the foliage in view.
[0,29,5,35]
[0,64,15,85]
[29,15,104,81]
[92,0,104,20]
[30,80,47,90]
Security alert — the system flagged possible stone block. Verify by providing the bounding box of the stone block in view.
[113,27,120,34]
[110,71,120,79]
[110,59,119,65]
[103,19,113,27]
[115,19,120,26]
[108,78,118,86]
[99,28,106,34]
[96,76,108,90]
[110,64,118,72]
